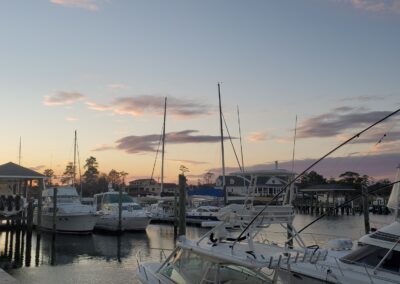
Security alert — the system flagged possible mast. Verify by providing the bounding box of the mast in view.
[218,83,227,205]
[73,130,77,187]
[237,106,245,172]
[18,136,22,165]
[160,97,167,194]
[285,115,298,205]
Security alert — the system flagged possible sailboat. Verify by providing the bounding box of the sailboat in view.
[34,131,98,233]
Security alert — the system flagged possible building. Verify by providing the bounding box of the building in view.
[215,166,297,200]
[128,178,178,196]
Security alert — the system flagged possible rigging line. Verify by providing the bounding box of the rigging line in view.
[237,106,245,172]
[232,107,400,247]
[150,125,164,181]
[222,112,242,172]
[287,180,400,244]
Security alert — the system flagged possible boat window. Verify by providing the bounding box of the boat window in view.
[341,245,400,272]
[218,264,269,283]
[102,194,134,204]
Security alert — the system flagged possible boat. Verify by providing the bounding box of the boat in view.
[274,166,400,283]
[186,205,221,222]
[93,189,151,231]
[33,186,98,233]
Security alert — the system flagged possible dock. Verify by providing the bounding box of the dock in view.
[0,268,19,283]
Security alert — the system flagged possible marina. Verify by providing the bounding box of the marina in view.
[1,214,395,284]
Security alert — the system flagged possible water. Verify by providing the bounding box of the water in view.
[1,214,395,284]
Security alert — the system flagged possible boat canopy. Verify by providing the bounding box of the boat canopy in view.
[42,186,79,197]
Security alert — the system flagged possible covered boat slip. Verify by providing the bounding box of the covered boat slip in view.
[0,162,46,226]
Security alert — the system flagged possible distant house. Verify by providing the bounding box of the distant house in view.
[127,178,177,196]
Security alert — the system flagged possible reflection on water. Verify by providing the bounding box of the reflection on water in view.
[1,214,395,284]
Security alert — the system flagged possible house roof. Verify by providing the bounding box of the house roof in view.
[0,162,46,179]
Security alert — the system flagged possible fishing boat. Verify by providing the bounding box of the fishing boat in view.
[94,188,151,231]
[34,186,98,233]
[275,166,400,284]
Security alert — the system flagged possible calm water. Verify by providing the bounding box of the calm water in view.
[1,214,395,284]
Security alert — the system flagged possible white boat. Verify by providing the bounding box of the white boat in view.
[186,205,221,222]
[275,166,400,284]
[94,191,151,231]
[34,186,98,233]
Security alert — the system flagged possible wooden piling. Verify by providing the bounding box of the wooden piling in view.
[118,185,122,233]
[27,199,33,233]
[52,187,57,233]
[178,174,186,236]
[362,185,370,234]
[37,178,44,230]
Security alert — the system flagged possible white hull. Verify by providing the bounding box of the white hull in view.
[95,215,150,231]
[34,212,97,233]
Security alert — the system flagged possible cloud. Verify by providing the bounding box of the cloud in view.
[50,0,101,11]
[30,165,46,171]
[338,0,400,14]
[168,159,209,165]
[65,116,78,121]
[206,152,400,180]
[44,91,85,106]
[87,95,213,118]
[247,131,268,142]
[297,109,397,138]
[339,95,386,102]
[107,83,129,90]
[93,130,226,154]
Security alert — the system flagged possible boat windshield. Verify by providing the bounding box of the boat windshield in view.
[341,244,400,273]
[103,194,134,204]
[160,248,270,283]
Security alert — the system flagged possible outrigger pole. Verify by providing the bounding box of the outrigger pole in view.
[233,107,400,247]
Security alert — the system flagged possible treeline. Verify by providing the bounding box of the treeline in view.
[299,170,392,195]
[42,156,128,197]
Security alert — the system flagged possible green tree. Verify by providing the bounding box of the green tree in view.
[300,171,326,188]
[61,162,74,185]
[108,169,121,186]
[43,168,55,186]
[83,156,99,185]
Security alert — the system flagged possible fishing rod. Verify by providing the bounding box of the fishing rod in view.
[231,107,400,248]
[284,180,400,246]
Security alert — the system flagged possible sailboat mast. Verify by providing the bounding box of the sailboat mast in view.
[237,106,245,172]
[160,97,167,194]
[18,136,22,165]
[218,83,227,205]
[73,130,77,187]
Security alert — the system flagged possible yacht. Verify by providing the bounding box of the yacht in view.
[186,205,220,222]
[94,191,151,231]
[34,186,98,233]
[276,166,400,283]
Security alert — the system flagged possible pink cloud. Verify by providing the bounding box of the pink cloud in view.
[50,0,100,11]
[65,116,78,121]
[86,101,112,111]
[247,131,268,142]
[43,91,85,106]
[337,0,400,14]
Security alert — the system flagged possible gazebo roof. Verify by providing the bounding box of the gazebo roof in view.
[0,162,46,179]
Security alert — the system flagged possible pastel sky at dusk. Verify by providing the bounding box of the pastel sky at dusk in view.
[1,0,400,183]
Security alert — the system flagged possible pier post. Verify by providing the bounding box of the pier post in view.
[173,186,178,240]
[178,174,186,236]
[37,178,44,231]
[362,185,370,234]
[52,187,57,233]
[118,185,122,233]
[27,199,33,233]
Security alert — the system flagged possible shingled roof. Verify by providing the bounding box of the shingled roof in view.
[0,162,46,179]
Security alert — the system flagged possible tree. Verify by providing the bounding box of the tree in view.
[179,165,189,175]
[61,162,74,185]
[203,172,214,185]
[108,169,121,186]
[43,168,55,186]
[299,171,326,188]
[83,156,99,185]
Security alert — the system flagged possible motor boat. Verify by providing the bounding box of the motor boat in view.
[93,190,151,231]
[275,166,400,283]
[34,186,98,233]
[186,205,220,222]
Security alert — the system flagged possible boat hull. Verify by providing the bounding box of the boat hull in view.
[95,215,151,231]
[33,213,98,234]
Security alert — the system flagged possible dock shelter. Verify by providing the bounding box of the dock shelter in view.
[0,162,46,225]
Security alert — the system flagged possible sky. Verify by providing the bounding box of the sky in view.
[1,0,400,184]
